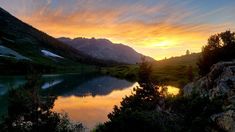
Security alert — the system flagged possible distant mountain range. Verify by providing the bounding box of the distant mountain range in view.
[0,7,154,73]
[58,37,154,64]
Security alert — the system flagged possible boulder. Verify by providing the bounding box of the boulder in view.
[183,60,235,132]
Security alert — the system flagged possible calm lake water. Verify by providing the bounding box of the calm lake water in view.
[0,74,179,130]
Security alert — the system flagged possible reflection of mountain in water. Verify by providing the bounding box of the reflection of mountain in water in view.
[0,76,26,95]
[0,74,135,116]
[62,76,134,97]
[0,74,136,97]
[41,75,135,97]
[0,74,136,120]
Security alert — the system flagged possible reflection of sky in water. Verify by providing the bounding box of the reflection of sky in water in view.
[159,85,180,96]
[53,82,139,130]
[0,74,180,131]
[167,86,180,95]
[0,76,26,95]
[53,83,180,130]
[62,76,134,97]
[0,84,6,95]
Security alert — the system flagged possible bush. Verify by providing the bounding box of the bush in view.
[95,59,224,132]
[0,74,84,132]
[197,30,235,75]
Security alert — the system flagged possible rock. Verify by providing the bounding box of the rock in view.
[183,60,235,131]
[183,82,194,96]
[183,60,235,98]
[211,110,235,132]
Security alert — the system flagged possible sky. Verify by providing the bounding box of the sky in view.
[0,0,235,60]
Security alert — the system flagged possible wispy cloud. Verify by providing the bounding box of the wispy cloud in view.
[0,0,235,59]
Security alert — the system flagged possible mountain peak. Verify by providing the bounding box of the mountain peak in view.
[58,37,155,64]
[0,7,97,67]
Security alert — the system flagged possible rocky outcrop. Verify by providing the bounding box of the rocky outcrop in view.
[183,61,235,132]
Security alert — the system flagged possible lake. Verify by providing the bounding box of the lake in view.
[0,74,179,130]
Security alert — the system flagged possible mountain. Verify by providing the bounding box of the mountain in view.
[58,37,155,64]
[0,7,121,74]
[0,8,86,61]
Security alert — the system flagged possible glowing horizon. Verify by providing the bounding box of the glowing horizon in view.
[1,0,235,60]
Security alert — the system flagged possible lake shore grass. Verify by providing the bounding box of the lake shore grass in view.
[102,53,200,87]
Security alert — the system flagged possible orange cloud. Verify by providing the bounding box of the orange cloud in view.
[1,0,235,59]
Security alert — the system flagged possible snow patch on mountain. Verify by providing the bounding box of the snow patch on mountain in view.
[41,50,64,59]
[0,45,31,60]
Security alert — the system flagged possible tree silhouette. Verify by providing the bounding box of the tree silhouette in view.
[197,30,235,75]
[186,50,190,55]
[0,74,84,132]
[187,65,194,82]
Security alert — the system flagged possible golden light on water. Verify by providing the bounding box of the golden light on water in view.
[53,83,139,129]
[53,84,180,130]
[159,85,180,96]
[166,86,180,95]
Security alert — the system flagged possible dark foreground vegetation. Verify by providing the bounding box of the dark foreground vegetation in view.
[198,30,235,75]
[0,74,84,132]
[94,58,224,132]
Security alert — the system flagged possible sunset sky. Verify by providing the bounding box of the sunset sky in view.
[1,0,235,60]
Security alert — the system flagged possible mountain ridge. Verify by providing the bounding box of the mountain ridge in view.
[0,7,91,61]
[0,7,132,75]
[58,37,155,64]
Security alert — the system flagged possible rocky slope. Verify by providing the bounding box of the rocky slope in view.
[58,37,155,64]
[184,61,235,132]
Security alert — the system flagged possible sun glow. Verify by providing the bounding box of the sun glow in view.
[1,0,234,60]
[149,40,175,48]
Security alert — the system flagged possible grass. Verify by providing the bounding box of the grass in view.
[152,53,200,87]
[0,56,99,75]
[102,53,200,87]
[101,65,139,81]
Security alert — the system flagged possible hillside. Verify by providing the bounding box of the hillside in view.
[58,37,155,64]
[0,7,113,74]
[154,53,200,67]
[152,53,200,87]
[0,7,88,61]
[102,53,200,87]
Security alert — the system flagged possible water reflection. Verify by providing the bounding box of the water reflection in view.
[0,74,137,130]
[41,79,63,89]
[58,76,134,97]
[167,86,180,95]
[53,83,138,129]
[0,74,180,130]
[0,75,84,132]
[159,85,180,96]
[0,76,26,95]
